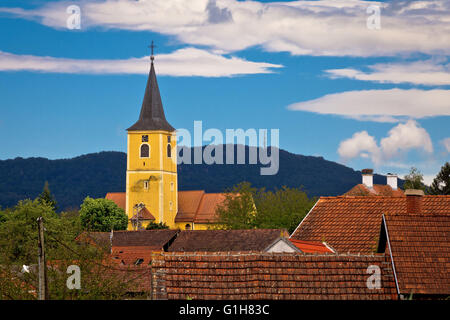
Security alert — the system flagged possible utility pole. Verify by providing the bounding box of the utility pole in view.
[37,217,49,300]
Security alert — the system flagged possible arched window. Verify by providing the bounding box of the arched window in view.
[167,144,172,158]
[140,144,149,158]
[185,224,191,230]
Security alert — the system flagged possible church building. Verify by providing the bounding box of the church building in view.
[106,48,226,231]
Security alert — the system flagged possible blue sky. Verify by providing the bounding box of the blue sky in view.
[0,0,449,184]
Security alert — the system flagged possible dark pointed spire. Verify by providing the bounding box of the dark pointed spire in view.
[127,44,175,132]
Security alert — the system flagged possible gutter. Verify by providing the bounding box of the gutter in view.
[382,214,401,298]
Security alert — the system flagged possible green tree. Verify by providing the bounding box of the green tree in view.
[37,181,58,211]
[403,167,426,191]
[429,162,450,195]
[255,186,316,233]
[146,221,169,230]
[215,182,315,233]
[79,197,128,232]
[0,200,145,300]
[215,182,257,230]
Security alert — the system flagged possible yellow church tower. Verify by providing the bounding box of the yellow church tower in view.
[126,45,177,230]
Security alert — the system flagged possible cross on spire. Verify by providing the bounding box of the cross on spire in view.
[149,41,156,62]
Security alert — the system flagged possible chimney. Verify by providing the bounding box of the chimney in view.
[386,173,398,190]
[405,189,424,214]
[362,168,373,188]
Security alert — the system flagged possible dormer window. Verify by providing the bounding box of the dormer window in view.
[140,144,150,158]
[142,135,148,142]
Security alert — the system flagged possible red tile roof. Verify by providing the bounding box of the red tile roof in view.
[344,184,405,197]
[105,192,126,210]
[383,213,450,296]
[130,207,155,221]
[289,239,335,254]
[112,229,178,248]
[290,195,450,254]
[105,191,227,224]
[168,229,289,252]
[151,252,398,300]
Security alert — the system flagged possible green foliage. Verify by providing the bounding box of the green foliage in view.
[79,197,128,232]
[215,182,315,233]
[145,221,169,230]
[37,181,57,211]
[0,200,145,300]
[403,167,426,191]
[255,186,316,233]
[429,162,450,195]
[215,182,258,230]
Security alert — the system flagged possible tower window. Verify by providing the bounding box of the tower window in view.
[143,181,149,190]
[140,144,150,158]
[169,201,173,211]
[142,135,148,142]
[167,144,172,158]
[170,182,174,191]
[168,135,171,143]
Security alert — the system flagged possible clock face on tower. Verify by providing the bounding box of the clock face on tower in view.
[142,135,148,142]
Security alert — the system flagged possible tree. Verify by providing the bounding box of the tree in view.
[403,167,426,191]
[79,197,128,232]
[146,221,169,230]
[429,162,450,195]
[215,182,315,233]
[255,186,316,233]
[215,182,257,230]
[37,181,58,211]
[0,200,145,300]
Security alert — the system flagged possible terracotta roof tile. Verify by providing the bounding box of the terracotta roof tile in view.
[168,229,288,252]
[105,192,126,210]
[291,196,450,254]
[384,213,450,296]
[112,229,178,248]
[130,207,155,221]
[344,184,405,197]
[175,190,205,222]
[151,252,397,300]
[105,191,226,224]
[289,239,335,254]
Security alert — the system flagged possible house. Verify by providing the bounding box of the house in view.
[110,229,179,265]
[290,190,450,254]
[167,229,300,253]
[377,190,450,299]
[343,169,404,197]
[150,251,398,300]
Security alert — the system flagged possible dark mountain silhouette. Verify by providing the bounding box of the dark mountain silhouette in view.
[0,145,402,211]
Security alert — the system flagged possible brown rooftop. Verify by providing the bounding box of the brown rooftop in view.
[168,229,288,252]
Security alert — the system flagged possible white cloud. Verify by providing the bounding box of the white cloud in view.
[441,137,450,153]
[287,89,450,122]
[325,59,450,86]
[0,48,282,77]
[380,120,433,158]
[1,0,449,57]
[337,120,433,164]
[338,131,380,162]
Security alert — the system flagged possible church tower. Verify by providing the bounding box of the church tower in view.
[126,45,177,230]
